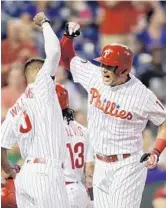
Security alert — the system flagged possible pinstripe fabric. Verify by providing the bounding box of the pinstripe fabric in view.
[93,152,147,208]
[3,74,68,207]
[2,75,68,207]
[64,120,87,182]
[1,22,69,207]
[85,141,95,163]
[1,117,17,149]
[70,56,166,207]
[63,120,89,207]
[66,182,89,208]
[15,163,68,208]
[1,72,66,161]
[93,186,110,208]
[70,56,166,155]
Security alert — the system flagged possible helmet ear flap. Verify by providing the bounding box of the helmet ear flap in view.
[114,66,120,76]
[115,67,128,77]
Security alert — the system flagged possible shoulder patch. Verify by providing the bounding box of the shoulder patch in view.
[81,59,88,63]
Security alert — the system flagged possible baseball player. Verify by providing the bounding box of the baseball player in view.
[56,83,89,208]
[1,13,69,208]
[59,22,166,208]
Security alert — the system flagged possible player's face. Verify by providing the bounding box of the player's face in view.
[100,63,118,86]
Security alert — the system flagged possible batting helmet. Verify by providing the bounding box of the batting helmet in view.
[153,187,166,199]
[1,178,17,208]
[56,83,69,110]
[94,44,133,76]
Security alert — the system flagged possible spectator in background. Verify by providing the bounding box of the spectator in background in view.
[152,187,166,208]
[2,19,38,66]
[137,4,166,52]
[1,63,26,120]
[1,19,38,86]
[140,47,166,104]
[63,1,99,60]
[97,1,151,50]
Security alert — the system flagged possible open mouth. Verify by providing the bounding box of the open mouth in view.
[104,75,110,79]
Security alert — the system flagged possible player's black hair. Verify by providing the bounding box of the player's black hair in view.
[146,9,154,24]
[24,57,55,80]
[24,57,45,74]
[62,108,75,125]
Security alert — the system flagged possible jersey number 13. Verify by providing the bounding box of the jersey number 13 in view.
[66,142,84,169]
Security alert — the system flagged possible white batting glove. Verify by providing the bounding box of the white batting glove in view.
[140,152,159,169]
[145,154,158,169]
[64,22,81,38]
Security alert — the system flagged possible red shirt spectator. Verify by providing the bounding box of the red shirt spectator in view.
[98,1,151,35]
[2,40,38,65]
[1,19,38,65]
[1,63,26,120]
[1,19,38,87]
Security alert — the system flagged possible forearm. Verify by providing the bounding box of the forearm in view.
[1,147,12,173]
[84,162,94,188]
[60,35,76,71]
[153,119,166,155]
[42,22,61,76]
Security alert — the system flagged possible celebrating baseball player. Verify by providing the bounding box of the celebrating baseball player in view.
[1,13,69,208]
[59,22,166,208]
[56,83,89,208]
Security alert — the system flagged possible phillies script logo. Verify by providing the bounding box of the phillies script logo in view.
[90,88,132,120]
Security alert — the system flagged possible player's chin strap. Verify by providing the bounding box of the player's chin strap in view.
[62,108,75,125]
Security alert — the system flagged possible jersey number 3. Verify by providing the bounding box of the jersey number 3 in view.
[66,142,84,169]
[20,111,32,133]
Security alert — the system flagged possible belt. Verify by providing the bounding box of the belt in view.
[25,157,63,168]
[26,158,47,164]
[96,153,131,163]
[65,181,78,185]
[34,158,46,164]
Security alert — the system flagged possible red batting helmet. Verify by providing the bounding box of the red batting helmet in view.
[1,178,17,208]
[56,83,69,110]
[94,44,133,76]
[153,187,166,199]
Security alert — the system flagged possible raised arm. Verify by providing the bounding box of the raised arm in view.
[60,35,76,71]
[33,12,61,76]
[60,22,98,91]
[60,22,80,71]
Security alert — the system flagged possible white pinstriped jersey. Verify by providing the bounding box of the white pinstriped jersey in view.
[70,56,166,155]
[1,22,66,163]
[1,70,66,161]
[63,120,88,182]
[85,141,95,163]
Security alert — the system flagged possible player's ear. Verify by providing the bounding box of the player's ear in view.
[119,69,128,78]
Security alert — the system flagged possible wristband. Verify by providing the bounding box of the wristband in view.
[41,18,50,26]
[64,33,73,39]
[152,138,166,155]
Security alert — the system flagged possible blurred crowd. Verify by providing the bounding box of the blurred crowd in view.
[1,1,166,207]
